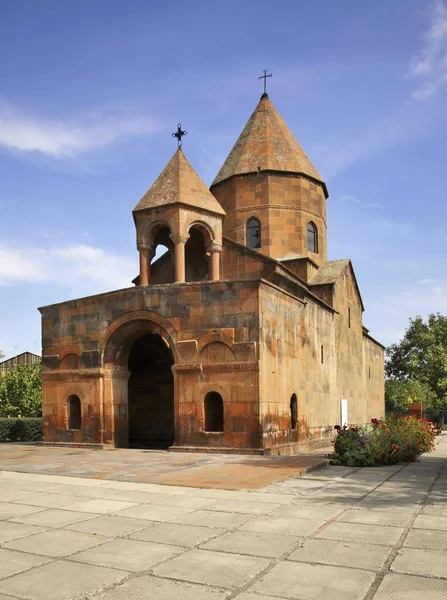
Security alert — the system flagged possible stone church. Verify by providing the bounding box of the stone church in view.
[39,92,385,454]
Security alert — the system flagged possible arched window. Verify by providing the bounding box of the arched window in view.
[290,394,298,430]
[307,222,318,253]
[246,217,261,249]
[68,395,81,430]
[204,391,224,432]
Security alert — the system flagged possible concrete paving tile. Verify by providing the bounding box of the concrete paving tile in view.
[208,499,279,515]
[0,559,127,600]
[9,508,96,528]
[107,490,171,504]
[288,538,391,571]
[391,547,447,578]
[1,490,85,508]
[269,504,341,521]
[153,495,220,509]
[234,594,285,600]
[170,509,250,529]
[201,530,299,558]
[63,498,139,514]
[240,515,323,537]
[115,503,195,522]
[0,502,45,520]
[316,522,403,546]
[153,548,271,589]
[71,538,181,571]
[413,514,447,531]
[247,561,375,600]
[373,573,447,600]
[353,499,419,513]
[0,522,47,543]
[336,509,411,527]
[3,528,110,557]
[64,514,151,536]
[0,548,50,580]
[422,503,447,517]
[130,522,219,546]
[404,528,447,551]
[236,492,294,504]
[99,574,230,600]
[185,488,245,499]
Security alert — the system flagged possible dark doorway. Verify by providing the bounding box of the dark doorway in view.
[204,391,224,432]
[128,333,174,448]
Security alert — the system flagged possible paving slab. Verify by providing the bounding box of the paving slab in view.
[169,508,250,529]
[404,528,447,551]
[114,503,195,522]
[0,502,45,520]
[240,515,323,536]
[0,521,47,543]
[153,548,271,589]
[373,573,447,600]
[200,530,299,558]
[268,503,341,521]
[0,559,128,600]
[235,491,295,504]
[70,538,180,571]
[413,513,447,531]
[3,528,110,557]
[0,548,50,580]
[422,503,447,517]
[63,514,151,536]
[246,561,375,600]
[316,521,403,546]
[153,494,221,509]
[99,575,230,600]
[391,546,447,578]
[9,508,95,528]
[207,499,280,515]
[63,498,139,514]
[287,538,391,571]
[129,522,219,547]
[336,508,412,527]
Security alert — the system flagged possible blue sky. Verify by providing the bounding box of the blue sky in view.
[1,0,446,359]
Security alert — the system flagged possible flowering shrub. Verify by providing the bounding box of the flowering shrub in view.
[329,415,437,467]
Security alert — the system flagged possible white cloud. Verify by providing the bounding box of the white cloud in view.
[0,243,136,292]
[340,194,361,203]
[0,100,162,158]
[408,0,447,99]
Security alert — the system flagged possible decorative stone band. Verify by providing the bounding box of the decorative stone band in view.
[173,361,259,374]
[227,204,327,227]
[42,368,131,381]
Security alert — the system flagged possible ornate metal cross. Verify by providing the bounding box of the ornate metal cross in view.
[172,123,187,147]
[259,70,272,94]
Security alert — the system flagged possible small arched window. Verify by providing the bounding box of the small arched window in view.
[204,392,224,432]
[68,395,81,430]
[307,222,318,253]
[290,394,298,430]
[246,217,261,249]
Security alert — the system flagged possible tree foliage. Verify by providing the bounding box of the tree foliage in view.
[386,313,447,408]
[0,361,42,417]
[385,379,437,411]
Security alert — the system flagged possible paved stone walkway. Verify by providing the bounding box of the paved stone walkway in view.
[0,443,329,489]
[0,435,445,599]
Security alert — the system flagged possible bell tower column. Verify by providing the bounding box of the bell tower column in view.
[138,245,154,286]
[208,242,222,281]
[170,234,190,282]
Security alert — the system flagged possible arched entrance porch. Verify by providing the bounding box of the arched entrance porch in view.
[101,312,178,449]
[128,333,174,448]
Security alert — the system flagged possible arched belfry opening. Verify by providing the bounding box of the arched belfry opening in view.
[127,332,174,448]
[148,225,175,284]
[185,226,210,282]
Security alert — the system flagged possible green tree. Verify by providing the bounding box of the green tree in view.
[0,360,42,417]
[385,379,436,411]
[386,313,447,408]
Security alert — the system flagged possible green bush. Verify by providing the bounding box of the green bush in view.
[0,418,43,442]
[0,361,42,418]
[329,416,437,467]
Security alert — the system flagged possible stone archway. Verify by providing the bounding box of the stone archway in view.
[127,333,174,448]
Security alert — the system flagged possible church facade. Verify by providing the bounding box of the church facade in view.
[39,93,385,454]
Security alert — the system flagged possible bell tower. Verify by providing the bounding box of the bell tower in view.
[210,93,328,264]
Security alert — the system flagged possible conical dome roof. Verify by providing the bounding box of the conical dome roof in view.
[134,147,225,215]
[211,94,326,196]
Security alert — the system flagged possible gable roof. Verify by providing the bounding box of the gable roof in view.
[133,148,225,216]
[310,259,364,311]
[211,94,327,196]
